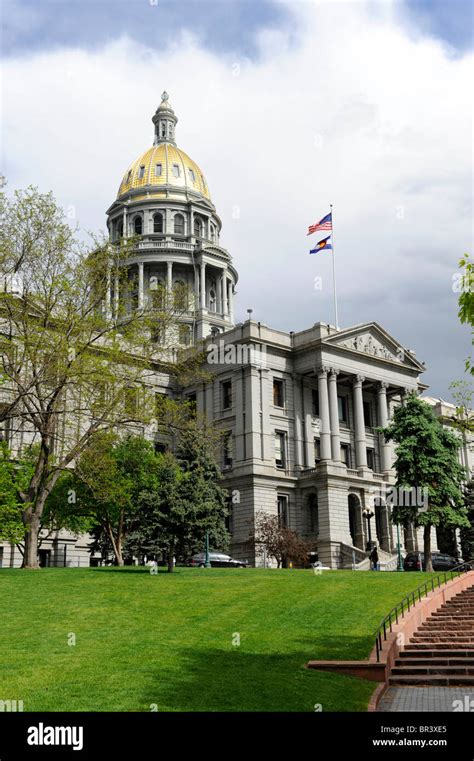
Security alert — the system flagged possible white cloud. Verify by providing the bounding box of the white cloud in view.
[2,0,472,396]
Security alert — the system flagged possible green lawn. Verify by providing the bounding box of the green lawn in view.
[0,567,435,712]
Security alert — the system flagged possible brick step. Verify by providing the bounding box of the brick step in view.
[404,642,474,651]
[400,649,474,658]
[392,664,474,674]
[412,631,474,639]
[430,614,474,620]
[441,605,474,611]
[389,674,474,686]
[420,622,474,630]
[394,654,474,674]
[396,657,474,667]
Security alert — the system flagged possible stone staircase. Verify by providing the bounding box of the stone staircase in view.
[389,584,474,686]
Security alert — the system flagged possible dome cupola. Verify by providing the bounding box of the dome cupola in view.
[152,91,178,147]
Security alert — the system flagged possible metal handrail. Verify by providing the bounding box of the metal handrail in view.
[374,558,474,662]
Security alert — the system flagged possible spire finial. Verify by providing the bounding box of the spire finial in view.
[152,90,178,146]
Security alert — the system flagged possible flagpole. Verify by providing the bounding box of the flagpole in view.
[330,203,339,330]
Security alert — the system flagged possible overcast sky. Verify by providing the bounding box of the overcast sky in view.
[1,0,473,400]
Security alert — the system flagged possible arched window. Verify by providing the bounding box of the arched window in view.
[209,288,217,312]
[174,214,185,235]
[134,216,143,235]
[193,217,203,238]
[153,213,163,233]
[173,280,188,310]
[210,225,216,243]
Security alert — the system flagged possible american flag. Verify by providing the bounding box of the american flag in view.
[307,212,332,235]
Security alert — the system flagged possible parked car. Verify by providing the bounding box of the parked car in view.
[403,551,462,572]
[187,552,248,568]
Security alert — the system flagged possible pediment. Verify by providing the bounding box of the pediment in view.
[323,322,425,370]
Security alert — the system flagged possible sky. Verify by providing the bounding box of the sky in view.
[1,0,473,400]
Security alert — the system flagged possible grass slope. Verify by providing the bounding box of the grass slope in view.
[0,567,435,712]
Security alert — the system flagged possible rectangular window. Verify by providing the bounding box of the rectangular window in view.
[367,448,375,470]
[138,165,145,179]
[275,431,286,469]
[188,168,196,182]
[273,378,285,408]
[363,401,372,428]
[314,437,321,464]
[223,432,233,469]
[338,395,348,424]
[221,380,232,410]
[277,495,289,528]
[154,163,162,177]
[172,164,180,178]
[312,388,319,417]
[341,443,351,467]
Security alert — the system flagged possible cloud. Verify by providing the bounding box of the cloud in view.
[2,0,472,398]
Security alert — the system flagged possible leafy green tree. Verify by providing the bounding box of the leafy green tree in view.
[0,442,31,543]
[456,255,474,375]
[381,394,468,571]
[460,479,474,561]
[67,433,159,566]
[129,428,229,572]
[0,187,205,567]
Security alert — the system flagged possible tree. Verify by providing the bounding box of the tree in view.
[381,394,469,571]
[0,187,204,568]
[129,427,229,572]
[460,479,474,561]
[252,511,312,568]
[0,442,31,544]
[456,255,474,375]
[64,433,159,566]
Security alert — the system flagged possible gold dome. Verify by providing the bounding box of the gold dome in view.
[117,143,211,201]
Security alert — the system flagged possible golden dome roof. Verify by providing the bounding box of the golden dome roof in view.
[117,144,211,201]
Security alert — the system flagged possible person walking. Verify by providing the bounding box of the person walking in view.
[370,546,379,571]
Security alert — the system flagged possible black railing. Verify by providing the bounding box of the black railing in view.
[374,559,474,662]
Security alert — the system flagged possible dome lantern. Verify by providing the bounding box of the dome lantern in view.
[152,91,178,147]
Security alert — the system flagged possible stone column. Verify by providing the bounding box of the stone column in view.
[228,281,234,323]
[138,262,144,309]
[123,207,127,239]
[167,261,173,295]
[377,382,391,472]
[194,267,200,311]
[353,375,367,468]
[317,368,331,461]
[292,375,303,470]
[113,274,119,318]
[105,266,111,320]
[200,261,206,309]
[328,369,341,462]
[222,272,228,316]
